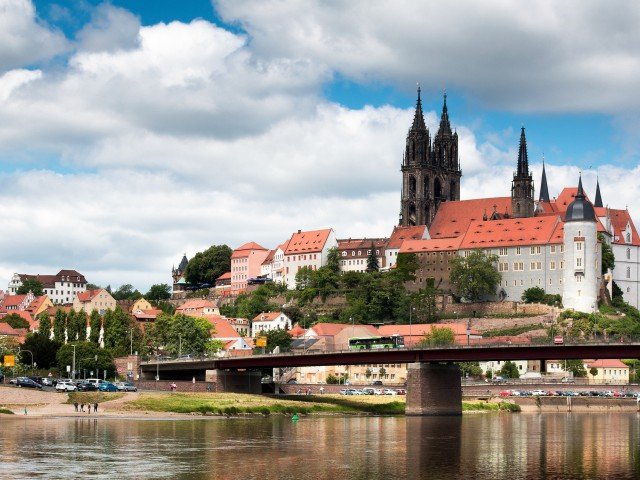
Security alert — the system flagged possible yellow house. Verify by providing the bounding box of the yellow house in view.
[26,295,54,317]
[585,359,629,385]
[131,298,153,312]
[73,289,116,315]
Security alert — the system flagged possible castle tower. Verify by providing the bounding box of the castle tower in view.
[400,88,461,227]
[562,175,599,313]
[511,127,535,218]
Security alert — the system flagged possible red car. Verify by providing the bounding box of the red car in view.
[499,390,511,397]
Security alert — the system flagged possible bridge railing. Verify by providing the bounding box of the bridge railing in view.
[142,335,640,364]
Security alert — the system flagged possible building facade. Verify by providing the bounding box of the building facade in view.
[230,242,270,293]
[8,269,87,305]
[283,229,337,288]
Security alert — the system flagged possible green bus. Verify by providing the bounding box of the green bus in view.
[348,335,404,350]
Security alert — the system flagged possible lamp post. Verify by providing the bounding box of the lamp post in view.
[19,350,33,374]
[130,328,133,356]
[72,345,76,380]
[409,306,415,349]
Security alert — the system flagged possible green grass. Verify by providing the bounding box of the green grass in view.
[462,401,520,412]
[0,408,14,414]
[482,324,544,337]
[67,392,124,404]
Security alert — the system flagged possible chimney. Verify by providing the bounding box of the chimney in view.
[297,229,301,234]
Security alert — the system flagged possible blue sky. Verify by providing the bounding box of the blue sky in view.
[0,0,638,290]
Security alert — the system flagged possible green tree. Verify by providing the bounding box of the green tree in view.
[37,312,51,339]
[565,359,587,377]
[21,332,61,369]
[522,287,546,303]
[450,251,501,301]
[53,309,66,343]
[457,362,483,377]
[411,281,438,322]
[326,247,341,274]
[395,253,419,282]
[499,361,520,379]
[145,283,172,301]
[16,278,43,296]
[599,233,615,274]
[366,242,379,272]
[145,313,173,352]
[103,308,142,357]
[167,314,213,356]
[3,313,30,330]
[111,284,143,301]
[67,310,87,342]
[418,327,455,347]
[86,283,102,290]
[89,310,101,344]
[589,367,598,377]
[295,266,314,290]
[184,244,232,285]
[263,329,293,353]
[56,342,116,379]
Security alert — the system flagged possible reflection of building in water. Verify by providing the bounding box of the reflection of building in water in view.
[406,416,462,477]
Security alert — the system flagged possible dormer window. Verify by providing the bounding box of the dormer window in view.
[627,233,631,243]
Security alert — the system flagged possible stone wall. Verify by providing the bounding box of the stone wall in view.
[136,379,214,392]
[113,355,140,380]
[442,301,556,316]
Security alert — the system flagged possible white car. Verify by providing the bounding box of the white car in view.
[56,381,77,392]
[383,389,398,395]
[531,390,546,396]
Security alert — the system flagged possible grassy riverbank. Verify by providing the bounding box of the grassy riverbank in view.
[124,393,520,415]
[67,392,124,404]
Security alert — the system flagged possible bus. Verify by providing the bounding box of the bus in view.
[348,335,404,350]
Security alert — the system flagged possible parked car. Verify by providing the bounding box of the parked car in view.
[491,376,507,384]
[16,377,42,389]
[382,389,397,395]
[41,377,54,387]
[371,380,383,386]
[98,382,118,392]
[28,376,44,385]
[85,378,106,387]
[76,382,97,392]
[395,389,406,395]
[362,388,375,395]
[561,377,576,383]
[499,390,511,397]
[531,390,546,396]
[116,382,138,392]
[56,381,77,392]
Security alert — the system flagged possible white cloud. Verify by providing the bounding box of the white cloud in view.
[0,0,69,72]
[75,3,141,53]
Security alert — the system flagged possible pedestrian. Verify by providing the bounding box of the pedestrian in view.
[319,387,325,395]
[74,402,79,412]
[87,405,91,414]
[94,403,98,413]
[80,403,85,412]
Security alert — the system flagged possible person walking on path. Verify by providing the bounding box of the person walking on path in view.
[93,403,98,413]
[80,403,85,412]
[74,402,79,412]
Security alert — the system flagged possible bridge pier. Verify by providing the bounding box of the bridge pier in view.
[406,362,462,416]
[206,370,262,394]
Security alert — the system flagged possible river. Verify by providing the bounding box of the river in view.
[1,413,640,479]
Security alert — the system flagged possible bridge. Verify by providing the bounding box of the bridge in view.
[140,342,640,416]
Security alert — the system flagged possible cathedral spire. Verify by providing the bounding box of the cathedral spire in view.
[539,158,550,202]
[410,84,427,132]
[437,92,452,136]
[594,176,603,208]
[517,126,529,177]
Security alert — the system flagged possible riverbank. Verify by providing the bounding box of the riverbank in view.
[0,386,520,417]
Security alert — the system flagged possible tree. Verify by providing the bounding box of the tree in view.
[89,310,102,344]
[565,359,587,377]
[21,332,61,369]
[418,327,455,347]
[499,361,520,379]
[522,287,545,303]
[366,242,379,272]
[145,283,172,301]
[3,313,30,330]
[589,367,598,378]
[599,233,615,274]
[326,247,341,274]
[67,310,87,342]
[37,312,51,339]
[395,253,419,282]
[450,251,501,301]
[458,362,483,377]
[56,342,116,379]
[111,284,143,301]
[295,266,314,290]
[53,309,66,343]
[184,244,232,285]
[103,308,142,357]
[411,281,437,322]
[86,283,102,290]
[16,278,43,296]
[263,329,293,353]
[147,313,214,356]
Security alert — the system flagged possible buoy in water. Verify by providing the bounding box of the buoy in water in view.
[292,412,299,422]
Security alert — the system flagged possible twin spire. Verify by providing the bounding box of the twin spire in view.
[409,85,452,136]
[516,127,530,178]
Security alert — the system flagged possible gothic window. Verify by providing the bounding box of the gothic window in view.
[450,181,456,200]
[408,203,416,226]
[434,178,442,200]
[627,248,631,260]
[627,232,631,243]
[423,176,430,199]
[409,176,416,197]
[627,267,631,279]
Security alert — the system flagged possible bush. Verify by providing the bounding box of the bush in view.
[522,287,545,303]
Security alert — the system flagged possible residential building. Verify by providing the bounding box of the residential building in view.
[204,315,252,355]
[337,238,388,273]
[385,225,429,270]
[585,359,629,384]
[231,242,270,293]
[7,269,87,304]
[378,323,481,348]
[479,360,529,377]
[252,311,292,337]
[283,228,338,288]
[398,237,462,292]
[175,299,219,316]
[73,289,116,315]
[226,317,250,336]
[131,298,153,312]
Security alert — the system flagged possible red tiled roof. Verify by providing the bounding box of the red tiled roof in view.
[378,323,480,336]
[231,242,268,258]
[609,208,640,246]
[309,323,378,337]
[252,311,284,322]
[387,225,428,249]
[0,322,20,336]
[285,229,333,254]
[0,311,36,329]
[429,197,512,239]
[289,324,306,337]
[261,249,276,265]
[586,359,628,369]
[337,238,389,250]
[399,237,462,253]
[176,299,217,310]
[203,315,242,338]
[1,295,27,308]
[77,289,103,302]
[216,272,231,281]
[26,295,49,313]
[459,215,563,249]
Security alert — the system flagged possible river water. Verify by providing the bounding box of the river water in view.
[2,413,640,479]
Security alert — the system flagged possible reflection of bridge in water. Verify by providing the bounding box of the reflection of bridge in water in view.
[140,342,640,416]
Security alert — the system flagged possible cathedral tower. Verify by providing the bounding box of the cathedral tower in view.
[400,88,461,227]
[511,127,535,218]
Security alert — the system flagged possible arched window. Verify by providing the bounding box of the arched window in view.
[627,248,631,260]
[627,232,631,243]
[626,267,631,279]
[423,176,430,199]
[450,181,456,200]
[434,178,442,200]
[409,176,416,197]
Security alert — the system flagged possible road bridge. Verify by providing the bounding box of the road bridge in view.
[140,342,640,416]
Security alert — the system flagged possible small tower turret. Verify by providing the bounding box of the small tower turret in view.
[511,127,535,218]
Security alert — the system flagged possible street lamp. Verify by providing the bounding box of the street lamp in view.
[72,345,76,380]
[19,350,33,374]
[409,306,415,349]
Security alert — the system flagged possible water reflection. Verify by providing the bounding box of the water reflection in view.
[1,414,640,479]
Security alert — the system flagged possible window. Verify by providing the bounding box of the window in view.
[627,233,632,243]
[550,261,556,270]
[576,242,583,251]
[560,245,565,253]
[516,247,521,255]
[576,258,582,267]
[342,251,346,257]
[498,262,509,272]
[627,267,631,279]
[627,248,631,260]
[560,261,565,269]
[550,245,556,254]
[499,247,508,256]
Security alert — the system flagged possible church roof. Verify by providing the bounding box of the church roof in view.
[177,255,188,272]
[387,225,428,249]
[565,176,596,223]
[594,178,603,208]
[399,237,462,253]
[436,93,452,136]
[515,127,531,178]
[539,161,550,202]
[429,197,512,239]
[410,86,427,132]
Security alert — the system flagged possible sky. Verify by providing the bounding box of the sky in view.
[1,0,639,292]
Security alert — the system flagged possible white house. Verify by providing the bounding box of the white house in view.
[251,311,292,337]
[8,269,87,305]
[283,228,337,289]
